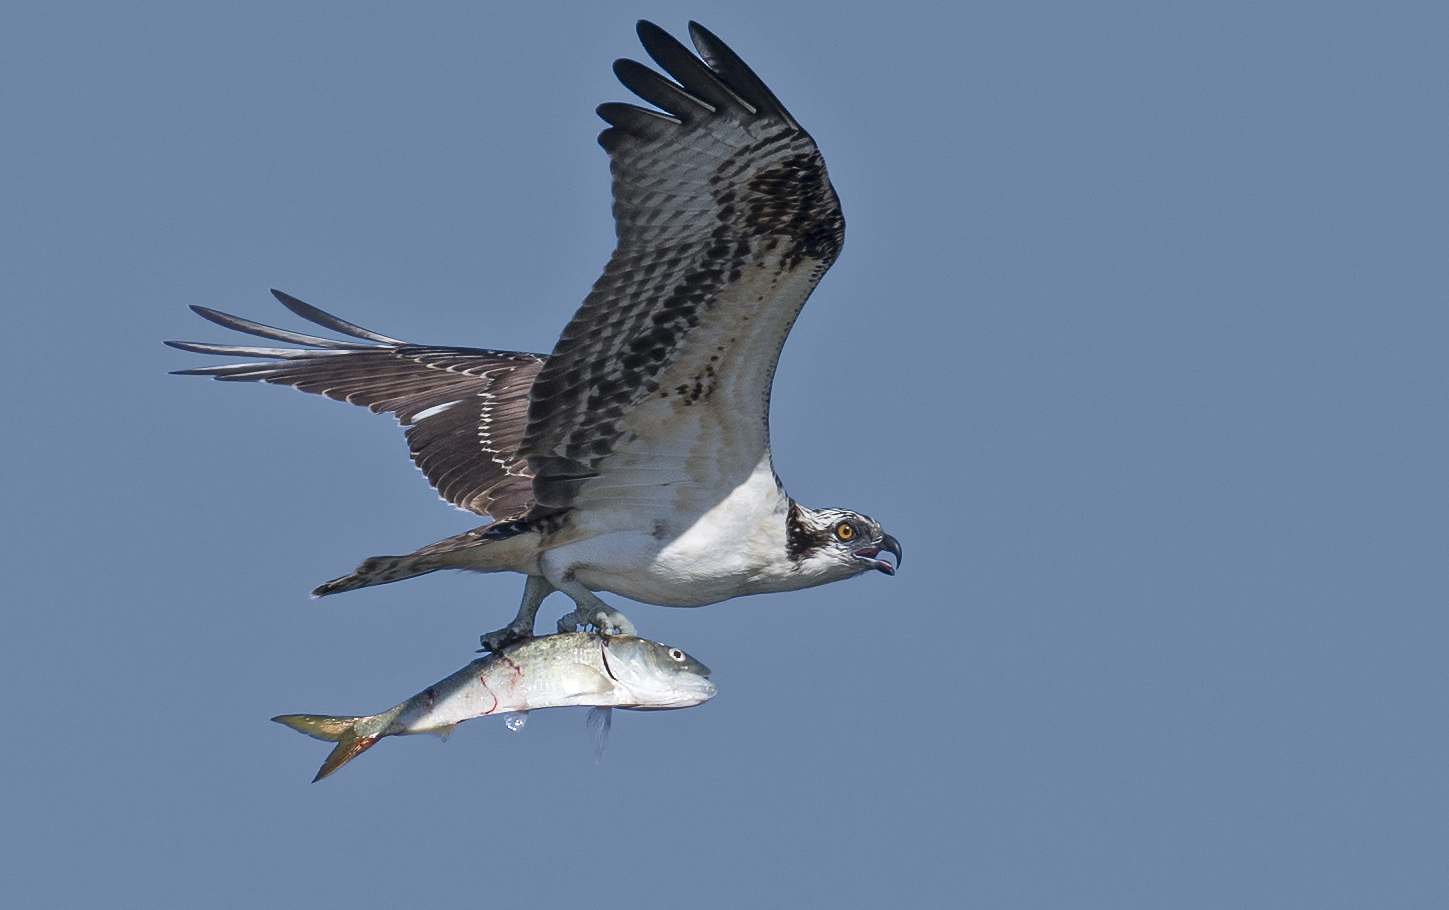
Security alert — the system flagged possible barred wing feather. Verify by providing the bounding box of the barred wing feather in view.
[519,21,845,517]
[168,290,543,519]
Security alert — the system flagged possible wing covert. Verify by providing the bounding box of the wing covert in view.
[519,20,845,516]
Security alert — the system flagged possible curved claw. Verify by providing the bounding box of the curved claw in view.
[556,606,637,637]
[478,620,534,653]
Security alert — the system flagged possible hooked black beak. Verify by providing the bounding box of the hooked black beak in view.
[855,533,903,576]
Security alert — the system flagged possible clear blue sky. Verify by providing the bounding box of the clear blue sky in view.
[3,2,1444,907]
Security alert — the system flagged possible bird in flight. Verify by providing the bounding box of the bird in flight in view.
[169,20,901,650]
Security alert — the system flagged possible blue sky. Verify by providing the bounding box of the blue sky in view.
[2,2,1444,907]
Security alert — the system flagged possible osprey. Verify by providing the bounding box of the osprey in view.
[170,20,901,650]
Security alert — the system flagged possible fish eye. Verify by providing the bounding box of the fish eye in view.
[835,521,855,542]
[668,648,686,662]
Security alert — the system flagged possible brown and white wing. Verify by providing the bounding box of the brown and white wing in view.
[168,290,544,519]
[519,20,845,518]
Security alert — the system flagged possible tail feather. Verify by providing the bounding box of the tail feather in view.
[272,713,381,782]
[311,554,447,598]
[310,525,534,597]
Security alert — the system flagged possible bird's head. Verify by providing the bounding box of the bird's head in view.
[786,503,902,583]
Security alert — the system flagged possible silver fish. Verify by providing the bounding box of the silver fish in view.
[273,633,715,781]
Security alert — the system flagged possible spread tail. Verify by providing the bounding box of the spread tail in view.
[272,713,381,782]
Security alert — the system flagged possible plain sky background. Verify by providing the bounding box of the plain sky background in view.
[2,1,1444,907]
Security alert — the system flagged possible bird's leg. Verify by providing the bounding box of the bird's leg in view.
[553,580,637,637]
[479,576,554,652]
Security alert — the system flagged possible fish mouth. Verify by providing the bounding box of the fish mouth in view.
[854,533,902,575]
[678,677,718,706]
[629,678,717,709]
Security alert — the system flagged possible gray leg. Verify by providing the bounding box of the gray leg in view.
[479,576,554,652]
[553,579,637,637]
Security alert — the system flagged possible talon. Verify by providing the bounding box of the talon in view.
[588,609,636,637]
[478,621,533,653]
[556,607,592,634]
[605,611,637,637]
[555,606,635,637]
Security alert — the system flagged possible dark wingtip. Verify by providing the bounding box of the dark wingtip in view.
[634,19,667,53]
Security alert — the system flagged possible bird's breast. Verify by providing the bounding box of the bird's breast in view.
[543,463,795,607]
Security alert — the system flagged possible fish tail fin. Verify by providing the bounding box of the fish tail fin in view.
[272,713,381,782]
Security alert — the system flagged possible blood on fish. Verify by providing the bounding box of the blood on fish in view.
[476,673,499,715]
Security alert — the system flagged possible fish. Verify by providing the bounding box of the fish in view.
[273,632,715,781]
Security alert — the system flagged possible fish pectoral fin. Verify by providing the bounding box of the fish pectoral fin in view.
[559,666,616,699]
[586,707,613,763]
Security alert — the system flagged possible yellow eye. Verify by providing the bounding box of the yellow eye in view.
[835,522,855,541]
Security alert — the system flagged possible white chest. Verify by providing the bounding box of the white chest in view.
[541,461,796,607]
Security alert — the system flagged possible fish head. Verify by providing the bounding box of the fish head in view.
[600,636,717,709]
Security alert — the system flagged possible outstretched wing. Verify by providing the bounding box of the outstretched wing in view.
[519,20,844,517]
[168,290,544,519]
